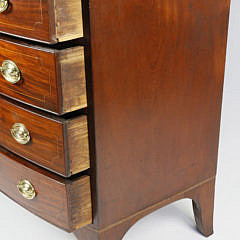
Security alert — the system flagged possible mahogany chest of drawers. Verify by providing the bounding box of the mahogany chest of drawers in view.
[0,0,231,239]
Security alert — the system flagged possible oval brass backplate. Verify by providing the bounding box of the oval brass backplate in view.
[0,60,21,84]
[17,179,36,200]
[11,123,31,145]
[0,0,8,13]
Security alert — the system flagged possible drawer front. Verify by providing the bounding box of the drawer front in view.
[0,0,84,43]
[0,96,90,177]
[0,37,87,115]
[0,146,92,232]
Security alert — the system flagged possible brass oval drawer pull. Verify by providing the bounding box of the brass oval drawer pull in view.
[0,60,21,84]
[17,179,36,200]
[0,0,8,13]
[11,123,31,145]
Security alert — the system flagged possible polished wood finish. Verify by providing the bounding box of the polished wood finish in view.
[74,177,215,239]
[0,0,83,43]
[0,36,87,115]
[0,0,231,238]
[86,0,231,233]
[192,178,216,236]
[0,146,92,232]
[0,96,90,177]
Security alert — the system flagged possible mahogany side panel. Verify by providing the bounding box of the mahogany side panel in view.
[0,146,92,232]
[88,0,231,229]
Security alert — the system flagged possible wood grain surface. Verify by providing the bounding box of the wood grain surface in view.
[0,96,90,176]
[74,177,216,239]
[87,0,231,230]
[56,46,87,114]
[0,0,83,43]
[66,116,90,175]
[54,0,84,42]
[0,146,92,232]
[0,36,87,115]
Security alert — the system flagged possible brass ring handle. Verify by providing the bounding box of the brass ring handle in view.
[17,180,36,200]
[11,123,31,145]
[0,0,8,13]
[0,60,21,84]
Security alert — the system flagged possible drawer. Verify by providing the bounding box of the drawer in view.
[0,146,92,232]
[0,0,84,43]
[0,96,90,177]
[0,36,87,115]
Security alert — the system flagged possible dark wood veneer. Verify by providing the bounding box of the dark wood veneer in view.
[0,36,87,115]
[0,0,231,239]
[0,0,84,43]
[0,146,92,232]
[75,177,216,239]
[0,96,90,177]
[80,0,231,238]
